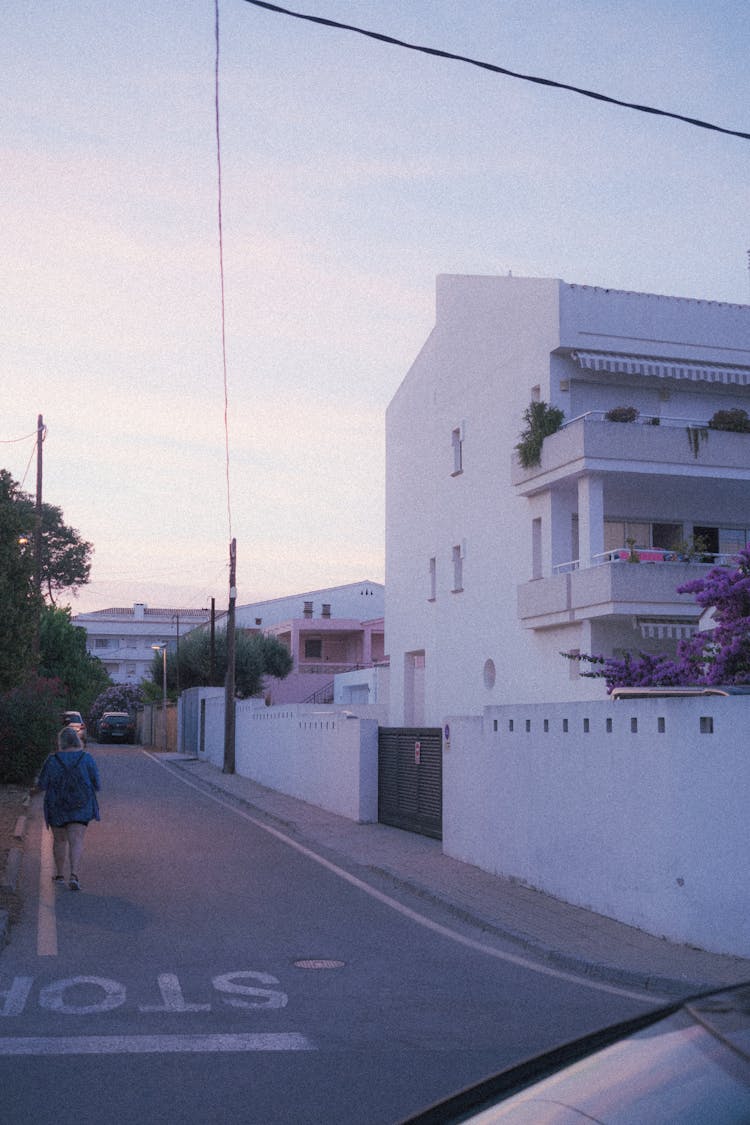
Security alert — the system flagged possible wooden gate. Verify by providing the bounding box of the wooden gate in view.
[378,727,442,840]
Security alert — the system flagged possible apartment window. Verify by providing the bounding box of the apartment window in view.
[604,520,650,551]
[304,638,322,659]
[452,544,464,592]
[451,426,463,475]
[428,557,436,601]
[303,601,313,619]
[652,523,682,551]
[604,520,681,551]
[694,526,749,558]
[95,639,109,649]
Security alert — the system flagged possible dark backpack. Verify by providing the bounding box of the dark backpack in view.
[53,752,89,817]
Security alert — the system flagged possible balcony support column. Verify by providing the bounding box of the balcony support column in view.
[578,474,604,568]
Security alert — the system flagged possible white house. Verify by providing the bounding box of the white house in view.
[385,274,750,725]
[214,581,385,704]
[73,603,211,684]
[232,580,384,632]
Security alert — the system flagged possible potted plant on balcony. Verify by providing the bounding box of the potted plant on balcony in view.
[515,401,565,468]
[708,407,750,433]
[625,536,640,563]
[605,405,639,423]
[675,533,710,563]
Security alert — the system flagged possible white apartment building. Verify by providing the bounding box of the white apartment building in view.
[386,274,750,725]
[73,603,211,684]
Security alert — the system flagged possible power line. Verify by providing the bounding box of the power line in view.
[243,0,750,142]
[0,429,39,444]
[215,0,233,542]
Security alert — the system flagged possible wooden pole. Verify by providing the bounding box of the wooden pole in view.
[223,538,236,774]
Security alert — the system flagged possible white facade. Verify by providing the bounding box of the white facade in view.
[386,275,750,725]
[72,603,210,684]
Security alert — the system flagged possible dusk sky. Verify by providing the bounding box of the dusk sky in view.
[4,1,749,616]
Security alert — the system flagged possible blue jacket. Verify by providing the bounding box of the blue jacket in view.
[38,749,101,827]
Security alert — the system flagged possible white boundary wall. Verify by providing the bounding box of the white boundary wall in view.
[443,698,750,957]
[192,692,382,823]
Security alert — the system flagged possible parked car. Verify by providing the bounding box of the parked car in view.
[62,710,87,746]
[611,685,750,699]
[96,711,136,743]
[401,983,750,1122]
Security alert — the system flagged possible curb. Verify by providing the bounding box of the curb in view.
[165,761,716,998]
[361,864,711,998]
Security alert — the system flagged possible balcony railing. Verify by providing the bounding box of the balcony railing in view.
[560,410,716,430]
[296,661,379,675]
[513,413,750,492]
[552,549,736,576]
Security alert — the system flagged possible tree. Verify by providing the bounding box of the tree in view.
[0,470,41,691]
[151,628,293,700]
[38,605,111,714]
[13,491,92,604]
[89,684,145,731]
[567,548,750,690]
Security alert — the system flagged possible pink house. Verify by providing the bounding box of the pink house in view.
[258,614,385,704]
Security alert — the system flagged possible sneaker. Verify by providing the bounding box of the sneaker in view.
[52,875,65,885]
[69,874,80,892]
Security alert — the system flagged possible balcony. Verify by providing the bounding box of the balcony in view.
[517,556,719,630]
[512,413,750,495]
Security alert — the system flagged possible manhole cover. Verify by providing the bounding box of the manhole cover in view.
[293,959,345,970]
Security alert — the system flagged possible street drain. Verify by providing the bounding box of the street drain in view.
[293,959,345,970]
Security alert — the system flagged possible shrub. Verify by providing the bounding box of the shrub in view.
[708,408,750,433]
[0,676,64,783]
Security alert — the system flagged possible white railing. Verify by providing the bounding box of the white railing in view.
[560,410,715,430]
[552,549,736,576]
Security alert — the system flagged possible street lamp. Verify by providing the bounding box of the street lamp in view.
[151,644,168,752]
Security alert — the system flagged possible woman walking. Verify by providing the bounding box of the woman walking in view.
[37,725,101,891]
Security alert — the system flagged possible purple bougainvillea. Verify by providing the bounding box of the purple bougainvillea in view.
[567,548,750,691]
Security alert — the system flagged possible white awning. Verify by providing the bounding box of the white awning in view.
[637,619,698,640]
[571,350,750,386]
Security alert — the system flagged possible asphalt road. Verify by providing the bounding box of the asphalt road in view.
[0,746,658,1124]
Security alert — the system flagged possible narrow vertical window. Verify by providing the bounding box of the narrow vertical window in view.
[532,518,542,579]
[452,544,464,592]
[451,426,463,475]
[428,557,436,601]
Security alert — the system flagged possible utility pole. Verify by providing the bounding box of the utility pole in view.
[223,538,237,774]
[32,414,44,658]
[209,597,216,683]
[34,413,44,597]
[172,612,181,696]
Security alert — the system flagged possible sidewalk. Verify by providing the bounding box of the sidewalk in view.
[162,754,750,998]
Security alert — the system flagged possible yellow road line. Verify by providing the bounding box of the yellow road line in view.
[37,827,58,957]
